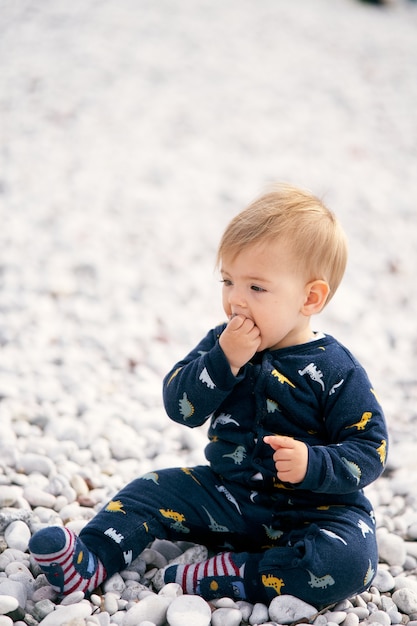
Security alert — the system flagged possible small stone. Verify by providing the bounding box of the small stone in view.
[22,486,56,509]
[0,487,21,508]
[342,613,360,626]
[103,572,126,595]
[141,548,168,569]
[211,607,243,626]
[392,588,417,615]
[394,576,417,594]
[103,592,119,615]
[151,539,183,562]
[235,600,253,622]
[37,601,93,625]
[0,579,27,610]
[325,611,347,624]
[0,595,18,615]
[4,520,31,552]
[269,595,317,624]
[123,592,171,626]
[16,453,55,477]
[210,597,237,608]
[368,609,391,626]
[4,561,32,578]
[60,590,86,605]
[376,528,406,567]
[373,568,395,593]
[158,582,183,599]
[249,602,269,625]
[33,599,55,620]
[166,594,212,626]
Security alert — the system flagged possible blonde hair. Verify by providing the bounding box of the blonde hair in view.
[217,183,348,304]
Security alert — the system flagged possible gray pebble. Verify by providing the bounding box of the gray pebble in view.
[373,568,395,593]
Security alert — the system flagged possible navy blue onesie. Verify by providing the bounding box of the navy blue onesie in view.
[81,326,388,606]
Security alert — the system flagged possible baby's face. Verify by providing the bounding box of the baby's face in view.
[220,242,313,350]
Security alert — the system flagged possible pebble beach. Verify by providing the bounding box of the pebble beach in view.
[1,0,417,624]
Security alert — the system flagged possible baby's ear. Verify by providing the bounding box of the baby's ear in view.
[302,280,330,315]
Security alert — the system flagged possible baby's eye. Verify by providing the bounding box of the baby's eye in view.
[220,279,233,287]
[251,285,266,292]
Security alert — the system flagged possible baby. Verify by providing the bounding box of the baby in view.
[30,183,388,607]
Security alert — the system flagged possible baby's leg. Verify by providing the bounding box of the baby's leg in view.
[256,509,378,606]
[29,465,246,595]
[165,508,378,607]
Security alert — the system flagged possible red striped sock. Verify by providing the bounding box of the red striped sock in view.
[29,526,106,595]
[164,551,247,599]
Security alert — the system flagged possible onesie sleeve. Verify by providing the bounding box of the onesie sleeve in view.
[162,324,242,428]
[298,361,388,495]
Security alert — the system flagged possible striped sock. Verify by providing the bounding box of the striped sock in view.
[29,526,106,596]
[164,551,248,600]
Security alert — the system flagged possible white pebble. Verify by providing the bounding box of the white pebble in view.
[22,485,56,508]
[211,597,237,608]
[16,453,55,476]
[376,528,406,566]
[60,590,86,605]
[325,611,347,624]
[0,595,18,615]
[392,588,417,615]
[269,595,317,624]
[236,600,253,622]
[0,579,27,609]
[158,582,183,599]
[343,613,360,626]
[373,568,395,593]
[0,486,21,508]
[211,607,243,626]
[103,592,119,615]
[249,602,269,625]
[165,594,212,626]
[394,576,417,594]
[4,520,31,551]
[123,592,171,626]
[368,609,391,626]
[103,572,126,595]
[37,600,93,625]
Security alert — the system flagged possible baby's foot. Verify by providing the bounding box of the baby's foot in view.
[29,526,106,595]
[164,551,248,600]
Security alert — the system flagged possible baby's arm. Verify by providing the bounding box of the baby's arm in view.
[163,325,241,427]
